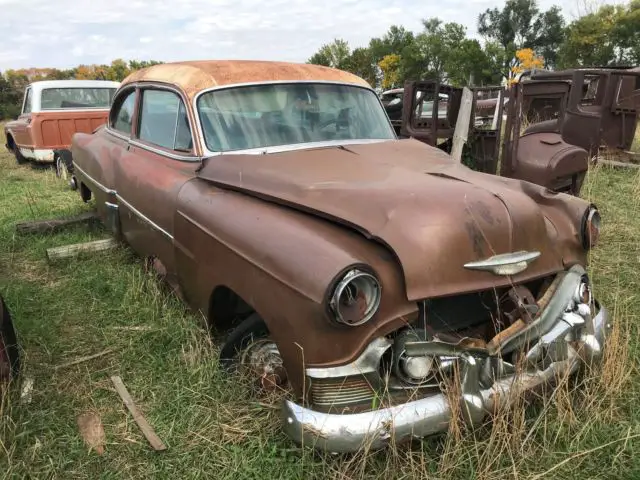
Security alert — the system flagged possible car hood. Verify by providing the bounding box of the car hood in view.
[197,139,586,300]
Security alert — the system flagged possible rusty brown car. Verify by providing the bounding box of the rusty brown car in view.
[0,295,20,385]
[70,60,609,453]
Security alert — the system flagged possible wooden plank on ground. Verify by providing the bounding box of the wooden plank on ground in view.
[54,349,114,370]
[451,87,474,163]
[46,238,116,262]
[110,375,167,451]
[16,211,97,235]
[599,159,640,170]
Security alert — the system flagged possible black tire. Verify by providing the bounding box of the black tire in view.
[0,296,20,381]
[14,149,28,165]
[219,313,269,370]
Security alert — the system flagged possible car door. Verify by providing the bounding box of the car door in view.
[11,87,34,148]
[113,85,199,276]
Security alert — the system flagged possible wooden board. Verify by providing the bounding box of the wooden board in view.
[599,159,640,170]
[451,87,474,163]
[110,375,167,451]
[46,238,116,262]
[16,211,97,235]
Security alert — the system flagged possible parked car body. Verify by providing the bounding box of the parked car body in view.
[3,79,120,177]
[71,60,609,453]
[0,295,20,385]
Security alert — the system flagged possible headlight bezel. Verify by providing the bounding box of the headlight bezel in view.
[327,266,382,327]
[581,205,601,250]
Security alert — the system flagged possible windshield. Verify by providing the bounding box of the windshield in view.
[197,83,395,152]
[41,87,117,110]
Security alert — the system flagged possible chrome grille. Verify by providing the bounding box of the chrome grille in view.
[309,377,375,407]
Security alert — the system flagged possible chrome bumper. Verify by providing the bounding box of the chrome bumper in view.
[282,283,610,453]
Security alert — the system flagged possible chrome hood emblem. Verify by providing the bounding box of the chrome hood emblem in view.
[463,251,541,276]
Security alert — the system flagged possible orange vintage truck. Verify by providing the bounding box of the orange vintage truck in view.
[4,79,120,178]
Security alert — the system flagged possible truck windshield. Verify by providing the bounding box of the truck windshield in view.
[197,83,395,152]
[41,88,117,110]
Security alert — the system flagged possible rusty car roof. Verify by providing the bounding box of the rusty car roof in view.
[121,60,372,99]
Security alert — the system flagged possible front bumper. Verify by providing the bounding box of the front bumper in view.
[18,148,55,162]
[282,269,611,453]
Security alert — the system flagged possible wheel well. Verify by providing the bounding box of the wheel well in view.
[208,286,255,333]
[80,182,92,202]
[6,134,15,150]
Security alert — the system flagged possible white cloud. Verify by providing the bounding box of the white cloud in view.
[0,0,628,71]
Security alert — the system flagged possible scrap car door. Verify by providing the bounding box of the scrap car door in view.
[113,86,199,276]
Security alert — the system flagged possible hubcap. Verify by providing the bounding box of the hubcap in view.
[239,339,286,391]
[56,159,68,181]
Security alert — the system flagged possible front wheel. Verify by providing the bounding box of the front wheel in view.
[219,313,286,391]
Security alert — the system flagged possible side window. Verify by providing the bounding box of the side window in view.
[138,89,193,152]
[111,90,136,135]
[22,88,32,114]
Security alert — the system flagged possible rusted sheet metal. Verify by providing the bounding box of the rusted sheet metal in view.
[197,139,584,302]
[529,67,640,152]
[121,60,371,100]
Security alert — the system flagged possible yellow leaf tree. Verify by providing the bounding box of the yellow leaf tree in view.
[509,48,544,85]
[378,54,401,90]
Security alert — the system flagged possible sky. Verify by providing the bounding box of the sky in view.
[0,0,623,71]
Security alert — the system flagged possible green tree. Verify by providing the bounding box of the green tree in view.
[343,47,377,86]
[478,0,564,76]
[307,39,351,69]
[558,0,640,67]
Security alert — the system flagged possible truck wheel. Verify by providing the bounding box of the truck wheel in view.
[0,296,20,383]
[219,313,286,391]
[14,149,28,166]
[55,155,70,180]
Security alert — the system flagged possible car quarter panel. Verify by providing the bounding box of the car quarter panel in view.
[71,129,121,223]
[174,178,417,394]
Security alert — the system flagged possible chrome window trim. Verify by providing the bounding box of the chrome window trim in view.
[128,139,201,162]
[106,127,130,142]
[109,86,137,137]
[192,80,397,157]
[135,82,199,158]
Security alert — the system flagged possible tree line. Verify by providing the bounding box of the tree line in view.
[307,0,640,90]
[0,59,162,119]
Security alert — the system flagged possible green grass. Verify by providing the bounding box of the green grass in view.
[0,130,640,479]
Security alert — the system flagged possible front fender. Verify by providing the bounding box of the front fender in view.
[174,178,416,394]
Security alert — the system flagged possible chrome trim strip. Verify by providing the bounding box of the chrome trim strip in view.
[106,127,130,142]
[306,338,391,379]
[203,139,391,156]
[116,194,173,241]
[463,250,541,274]
[71,162,117,195]
[192,80,396,157]
[128,139,200,162]
[105,202,119,209]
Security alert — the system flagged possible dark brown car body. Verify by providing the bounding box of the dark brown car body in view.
[71,61,610,453]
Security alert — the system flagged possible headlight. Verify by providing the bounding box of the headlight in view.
[581,206,601,249]
[329,269,381,326]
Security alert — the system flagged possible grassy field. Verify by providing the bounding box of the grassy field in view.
[0,129,639,479]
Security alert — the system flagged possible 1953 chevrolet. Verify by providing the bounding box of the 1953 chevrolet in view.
[69,60,608,453]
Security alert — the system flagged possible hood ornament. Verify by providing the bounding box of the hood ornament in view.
[464,251,541,276]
